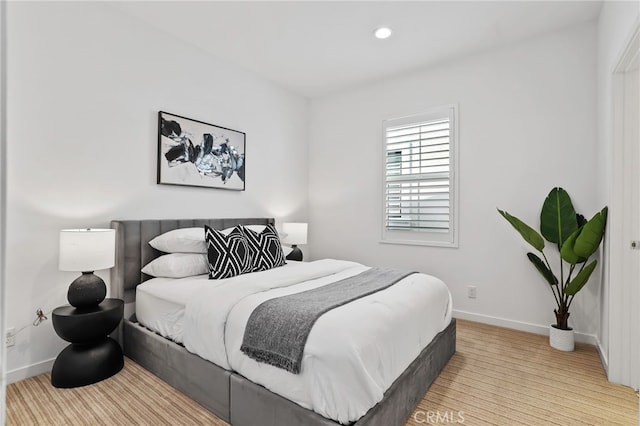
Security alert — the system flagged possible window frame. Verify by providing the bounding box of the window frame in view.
[380,105,459,248]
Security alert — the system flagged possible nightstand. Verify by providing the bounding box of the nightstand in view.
[51,298,124,388]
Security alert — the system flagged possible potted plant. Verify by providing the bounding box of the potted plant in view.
[498,187,607,351]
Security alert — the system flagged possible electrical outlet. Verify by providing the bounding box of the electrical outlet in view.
[6,327,15,347]
[467,286,477,299]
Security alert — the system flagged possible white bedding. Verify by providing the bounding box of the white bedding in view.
[135,262,305,343]
[136,275,208,344]
[137,259,452,424]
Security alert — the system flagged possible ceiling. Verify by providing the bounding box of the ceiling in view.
[112,1,602,99]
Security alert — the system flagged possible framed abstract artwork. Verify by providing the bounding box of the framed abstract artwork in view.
[157,111,246,190]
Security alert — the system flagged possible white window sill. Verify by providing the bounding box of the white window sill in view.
[379,239,458,248]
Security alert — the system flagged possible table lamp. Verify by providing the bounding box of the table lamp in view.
[282,222,308,261]
[59,228,115,308]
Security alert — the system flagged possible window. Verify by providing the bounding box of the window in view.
[382,106,458,247]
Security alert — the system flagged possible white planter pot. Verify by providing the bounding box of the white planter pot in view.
[549,325,574,351]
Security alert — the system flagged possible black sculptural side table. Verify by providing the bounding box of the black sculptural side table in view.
[51,298,124,388]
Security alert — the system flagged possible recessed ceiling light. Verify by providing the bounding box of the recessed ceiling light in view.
[374,27,392,40]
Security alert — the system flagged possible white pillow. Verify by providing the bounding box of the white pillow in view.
[282,245,293,257]
[141,253,209,278]
[148,225,280,254]
[221,225,268,235]
[149,227,206,253]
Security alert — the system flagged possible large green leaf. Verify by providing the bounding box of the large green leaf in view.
[573,207,608,258]
[527,252,558,286]
[560,228,587,264]
[540,187,578,246]
[565,260,597,296]
[498,209,545,252]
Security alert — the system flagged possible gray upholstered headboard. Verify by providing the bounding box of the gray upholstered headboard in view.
[110,218,274,317]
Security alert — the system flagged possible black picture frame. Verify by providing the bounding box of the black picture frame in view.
[157,111,246,191]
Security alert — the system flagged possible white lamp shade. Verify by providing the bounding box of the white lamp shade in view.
[59,228,116,272]
[282,222,308,245]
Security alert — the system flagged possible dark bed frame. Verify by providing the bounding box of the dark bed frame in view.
[110,218,456,426]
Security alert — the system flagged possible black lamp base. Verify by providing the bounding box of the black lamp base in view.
[67,272,106,308]
[286,245,303,262]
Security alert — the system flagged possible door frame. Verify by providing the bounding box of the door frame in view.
[608,22,640,390]
[0,0,7,422]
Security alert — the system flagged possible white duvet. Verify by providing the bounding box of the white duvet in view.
[176,259,452,424]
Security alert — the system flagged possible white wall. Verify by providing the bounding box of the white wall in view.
[5,2,309,379]
[595,0,640,381]
[308,23,599,338]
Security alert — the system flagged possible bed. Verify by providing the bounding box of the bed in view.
[110,218,456,426]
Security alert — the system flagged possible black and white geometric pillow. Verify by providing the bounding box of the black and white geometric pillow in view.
[205,225,252,279]
[242,224,286,272]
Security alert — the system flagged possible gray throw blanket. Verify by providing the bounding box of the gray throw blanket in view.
[240,267,416,374]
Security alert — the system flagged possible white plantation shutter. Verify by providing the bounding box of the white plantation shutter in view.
[382,106,458,246]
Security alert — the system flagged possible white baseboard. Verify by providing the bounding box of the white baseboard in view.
[452,309,597,345]
[595,337,608,374]
[6,357,55,384]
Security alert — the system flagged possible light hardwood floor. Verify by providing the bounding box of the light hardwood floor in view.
[7,319,638,425]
